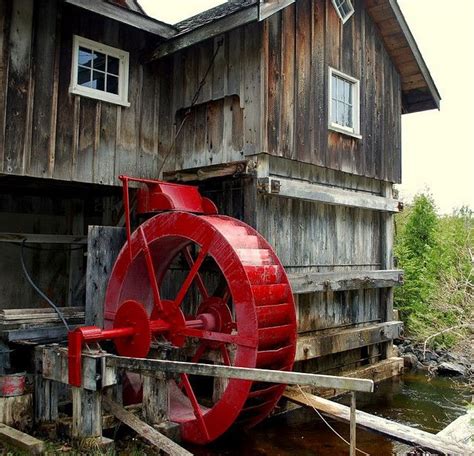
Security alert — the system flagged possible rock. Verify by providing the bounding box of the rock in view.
[402,353,419,370]
[423,351,440,363]
[437,361,467,377]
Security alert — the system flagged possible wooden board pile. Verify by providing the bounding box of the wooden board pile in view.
[0,307,85,330]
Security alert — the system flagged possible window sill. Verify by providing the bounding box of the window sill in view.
[70,87,130,108]
[329,124,362,140]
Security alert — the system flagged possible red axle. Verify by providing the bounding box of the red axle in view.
[68,300,215,387]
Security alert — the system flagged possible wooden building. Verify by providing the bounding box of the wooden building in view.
[0,0,439,385]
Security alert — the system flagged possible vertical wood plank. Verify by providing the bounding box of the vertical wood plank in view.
[0,0,12,171]
[29,0,58,178]
[85,226,125,327]
[312,0,326,167]
[4,0,34,175]
[295,0,312,163]
[266,12,282,156]
[280,4,295,159]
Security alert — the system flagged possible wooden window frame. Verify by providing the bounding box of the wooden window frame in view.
[328,67,361,140]
[331,0,355,24]
[70,35,130,107]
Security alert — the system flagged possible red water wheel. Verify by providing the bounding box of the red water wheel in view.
[104,211,297,444]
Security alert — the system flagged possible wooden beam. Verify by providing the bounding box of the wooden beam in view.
[42,347,117,392]
[64,0,176,38]
[107,356,374,393]
[258,0,296,21]
[164,161,250,183]
[296,322,403,361]
[289,269,404,294]
[148,5,259,61]
[102,397,192,456]
[312,357,404,400]
[283,389,471,455]
[0,232,87,244]
[1,325,78,343]
[0,424,45,455]
[258,177,401,212]
[437,410,474,448]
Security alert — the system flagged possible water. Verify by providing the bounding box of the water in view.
[184,373,470,456]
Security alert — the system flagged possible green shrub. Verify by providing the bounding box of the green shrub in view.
[394,193,473,348]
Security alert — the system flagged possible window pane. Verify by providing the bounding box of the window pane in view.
[347,104,353,127]
[78,47,93,67]
[331,98,337,123]
[92,71,105,91]
[77,66,91,86]
[344,80,350,102]
[338,78,345,102]
[337,101,345,125]
[93,51,106,72]
[108,56,120,76]
[107,75,119,95]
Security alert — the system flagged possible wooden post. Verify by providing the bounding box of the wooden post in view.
[71,386,102,440]
[380,182,396,358]
[142,373,168,425]
[350,392,356,456]
[85,226,125,326]
[34,346,59,424]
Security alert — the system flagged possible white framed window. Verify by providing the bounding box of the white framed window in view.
[70,35,130,107]
[328,67,361,139]
[331,0,355,24]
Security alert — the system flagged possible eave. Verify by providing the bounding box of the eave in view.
[365,0,441,113]
[65,0,177,39]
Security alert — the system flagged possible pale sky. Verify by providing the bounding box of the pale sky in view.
[140,0,474,214]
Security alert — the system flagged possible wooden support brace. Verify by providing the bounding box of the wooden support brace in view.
[103,396,192,456]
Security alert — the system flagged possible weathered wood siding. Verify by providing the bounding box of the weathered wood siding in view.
[0,0,172,185]
[164,22,264,172]
[263,0,402,183]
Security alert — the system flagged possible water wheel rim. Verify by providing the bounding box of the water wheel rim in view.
[104,212,296,444]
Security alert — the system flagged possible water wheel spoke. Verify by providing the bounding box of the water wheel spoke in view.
[191,342,208,363]
[174,237,213,310]
[138,226,163,312]
[220,344,232,366]
[180,373,210,441]
[182,246,209,301]
[222,287,231,304]
[177,327,257,349]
